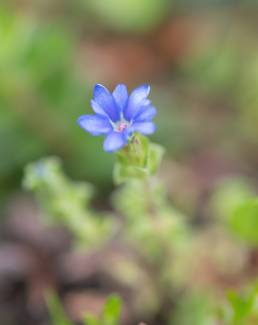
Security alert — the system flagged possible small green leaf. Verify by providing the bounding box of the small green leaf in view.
[102,294,122,325]
[84,313,100,325]
[45,291,72,325]
[229,199,258,245]
[222,284,258,324]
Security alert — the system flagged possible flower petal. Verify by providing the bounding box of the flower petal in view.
[112,84,128,111]
[124,84,151,120]
[93,84,120,121]
[135,105,157,122]
[103,131,127,152]
[77,114,112,136]
[90,100,107,117]
[130,84,150,102]
[131,122,156,135]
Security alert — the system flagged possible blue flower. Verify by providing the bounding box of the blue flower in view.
[77,84,156,152]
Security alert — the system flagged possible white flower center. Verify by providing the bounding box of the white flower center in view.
[115,120,130,133]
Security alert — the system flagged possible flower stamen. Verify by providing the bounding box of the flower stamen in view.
[115,120,130,133]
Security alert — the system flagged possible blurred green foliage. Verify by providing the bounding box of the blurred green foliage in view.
[85,294,122,325]
[0,6,77,172]
[219,284,258,325]
[47,292,122,325]
[0,6,114,204]
[230,199,258,246]
[23,157,113,247]
[171,293,215,325]
[182,40,241,95]
[113,177,187,259]
[86,0,170,33]
[210,178,258,245]
[180,23,258,147]
[23,149,258,324]
[210,178,255,222]
[47,292,72,325]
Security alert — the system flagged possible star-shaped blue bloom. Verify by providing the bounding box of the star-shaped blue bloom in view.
[77,84,156,152]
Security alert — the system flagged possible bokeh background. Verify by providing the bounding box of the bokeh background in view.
[1,1,258,325]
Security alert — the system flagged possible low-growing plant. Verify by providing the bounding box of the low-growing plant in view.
[24,83,258,325]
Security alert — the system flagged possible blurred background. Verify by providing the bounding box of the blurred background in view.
[1,1,258,325]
